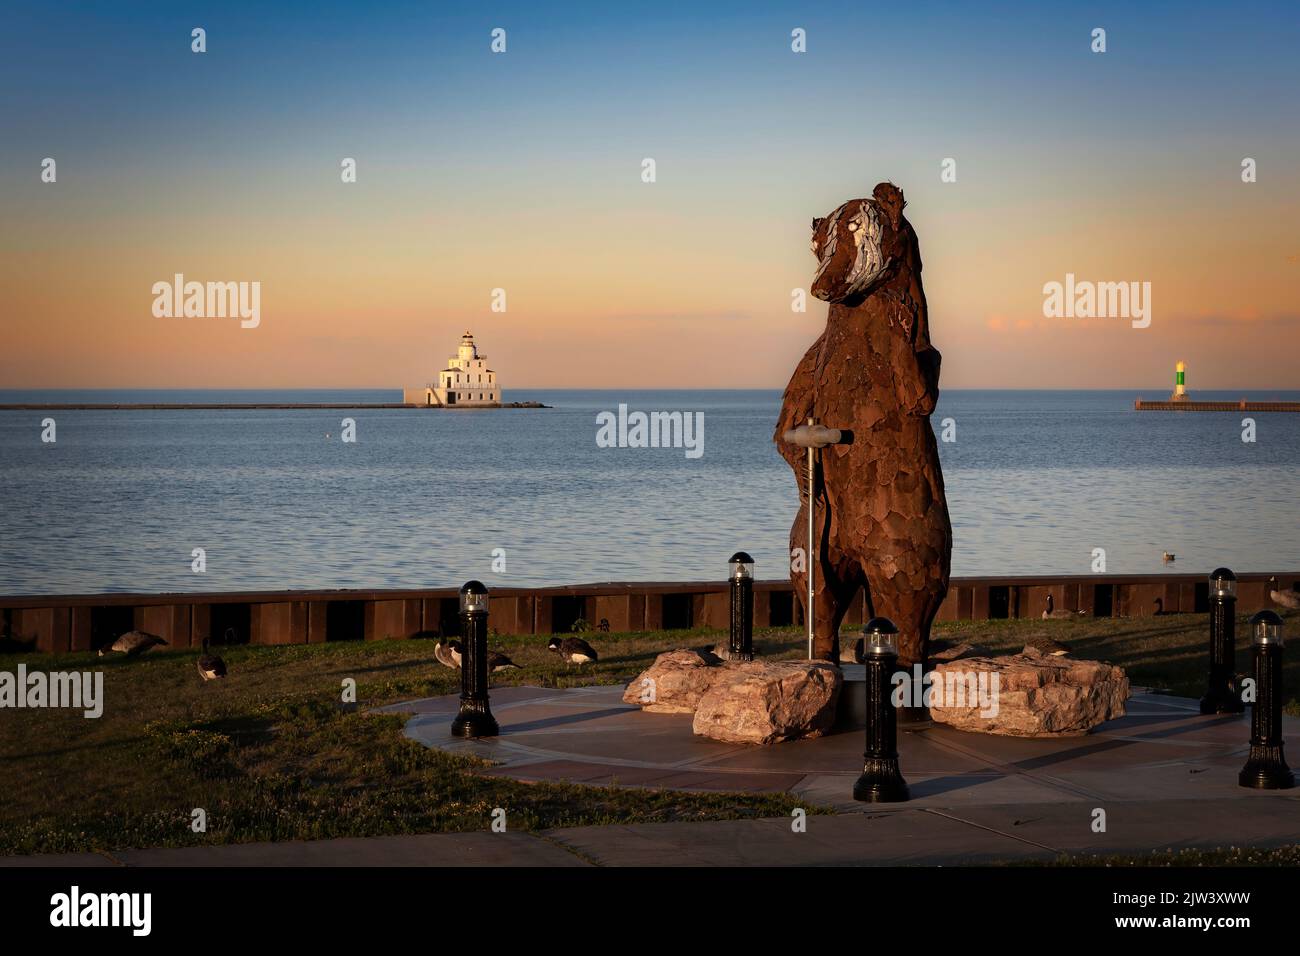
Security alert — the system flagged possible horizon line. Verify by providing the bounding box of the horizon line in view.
[5,386,1297,394]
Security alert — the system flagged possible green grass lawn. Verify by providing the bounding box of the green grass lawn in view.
[1,610,1295,857]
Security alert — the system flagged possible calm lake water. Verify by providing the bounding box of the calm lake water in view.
[1,389,1298,595]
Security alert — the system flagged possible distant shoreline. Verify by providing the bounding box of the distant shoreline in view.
[0,401,550,411]
[4,388,1299,396]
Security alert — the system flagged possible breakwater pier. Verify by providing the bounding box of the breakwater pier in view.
[1134,399,1300,412]
[0,402,549,411]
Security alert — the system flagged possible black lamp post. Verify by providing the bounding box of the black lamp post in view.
[853,617,909,803]
[728,551,755,662]
[1200,567,1243,715]
[1238,610,1293,790]
[450,580,499,738]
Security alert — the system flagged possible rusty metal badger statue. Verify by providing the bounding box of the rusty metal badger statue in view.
[774,182,952,672]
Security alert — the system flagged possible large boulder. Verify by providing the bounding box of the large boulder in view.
[622,649,725,714]
[928,653,1128,737]
[692,660,843,745]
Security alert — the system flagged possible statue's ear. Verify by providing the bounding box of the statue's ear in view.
[872,182,905,231]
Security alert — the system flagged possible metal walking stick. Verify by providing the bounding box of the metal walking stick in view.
[782,419,844,660]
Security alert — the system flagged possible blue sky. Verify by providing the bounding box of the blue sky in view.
[2,1,1297,388]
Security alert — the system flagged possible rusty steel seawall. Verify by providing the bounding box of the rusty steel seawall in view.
[1,573,1296,654]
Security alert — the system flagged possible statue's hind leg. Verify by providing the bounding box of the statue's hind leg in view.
[861,567,942,724]
[862,562,945,672]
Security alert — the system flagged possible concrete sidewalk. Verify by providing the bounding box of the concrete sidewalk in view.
[0,832,584,868]
[4,794,1297,868]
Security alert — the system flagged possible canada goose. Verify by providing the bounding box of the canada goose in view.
[431,639,462,671]
[487,650,520,672]
[433,637,460,670]
[1162,552,1176,563]
[1042,594,1083,619]
[1023,636,1071,657]
[196,638,227,681]
[838,637,865,665]
[548,636,598,664]
[98,630,167,658]
[928,639,988,663]
[694,643,727,665]
[1269,577,1300,611]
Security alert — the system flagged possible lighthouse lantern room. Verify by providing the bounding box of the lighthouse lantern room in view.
[1171,360,1188,402]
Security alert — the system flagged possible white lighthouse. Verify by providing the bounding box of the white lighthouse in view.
[404,331,501,407]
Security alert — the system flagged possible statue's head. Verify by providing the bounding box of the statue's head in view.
[810,183,909,304]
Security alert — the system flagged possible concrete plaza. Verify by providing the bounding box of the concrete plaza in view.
[5,683,1295,867]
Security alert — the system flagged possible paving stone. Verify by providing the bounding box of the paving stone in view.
[110,832,585,867]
